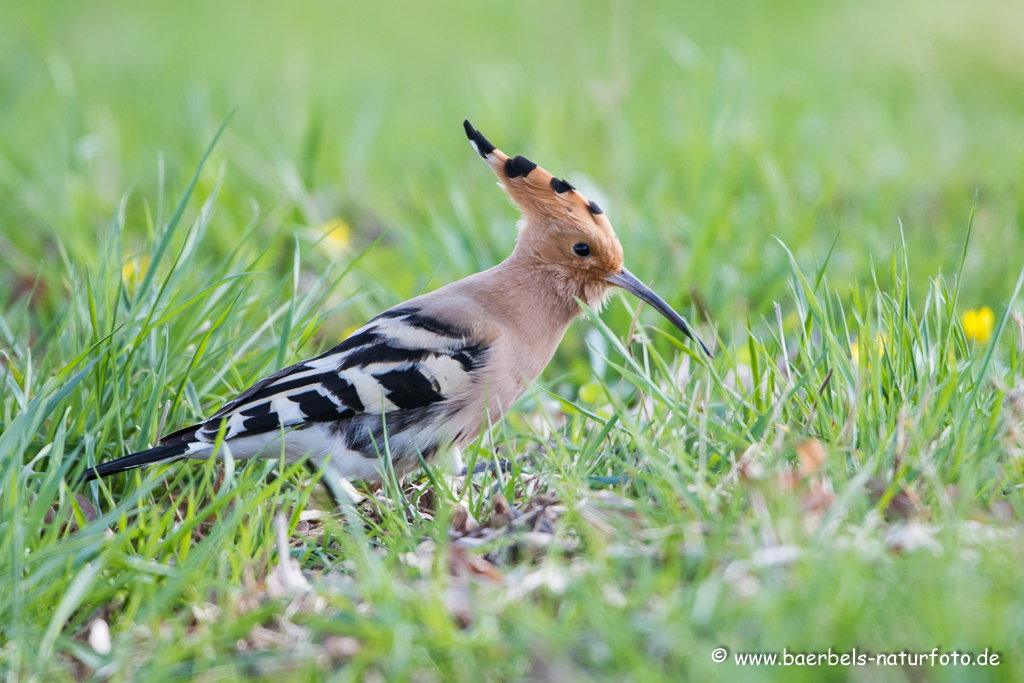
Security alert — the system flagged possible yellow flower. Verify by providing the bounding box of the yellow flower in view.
[121,255,151,286]
[851,332,887,365]
[961,307,995,343]
[316,219,351,255]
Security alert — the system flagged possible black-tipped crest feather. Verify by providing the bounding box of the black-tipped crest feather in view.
[463,119,495,158]
[504,155,537,178]
[550,177,575,193]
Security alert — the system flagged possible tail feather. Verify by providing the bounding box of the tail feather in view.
[79,443,190,483]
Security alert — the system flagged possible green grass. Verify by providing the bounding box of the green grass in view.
[3,0,1024,680]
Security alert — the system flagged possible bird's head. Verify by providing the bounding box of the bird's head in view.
[463,120,712,358]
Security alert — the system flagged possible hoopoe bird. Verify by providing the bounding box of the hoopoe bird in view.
[81,121,711,489]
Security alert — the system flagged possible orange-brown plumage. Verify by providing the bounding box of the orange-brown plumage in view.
[463,120,624,310]
[83,121,709,493]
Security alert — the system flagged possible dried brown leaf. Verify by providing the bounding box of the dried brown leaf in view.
[44,494,101,535]
[488,494,514,529]
[72,493,99,524]
[796,439,826,477]
[323,636,361,662]
[866,477,920,521]
[449,545,502,583]
[450,505,480,535]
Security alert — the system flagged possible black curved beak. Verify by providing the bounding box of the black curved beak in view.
[606,268,713,358]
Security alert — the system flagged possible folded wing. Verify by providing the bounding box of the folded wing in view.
[167,304,497,451]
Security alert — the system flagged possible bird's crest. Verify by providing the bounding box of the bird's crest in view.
[463,120,621,263]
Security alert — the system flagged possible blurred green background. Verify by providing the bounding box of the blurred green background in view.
[2,0,1023,359]
[4,3,1024,679]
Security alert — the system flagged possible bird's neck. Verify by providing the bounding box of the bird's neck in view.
[489,249,584,329]
[457,251,583,386]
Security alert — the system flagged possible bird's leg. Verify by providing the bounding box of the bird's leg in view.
[306,460,363,516]
[458,459,513,476]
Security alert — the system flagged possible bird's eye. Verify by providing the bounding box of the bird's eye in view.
[573,243,591,258]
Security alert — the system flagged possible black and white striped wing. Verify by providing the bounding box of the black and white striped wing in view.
[164,305,494,451]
